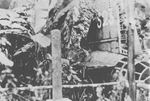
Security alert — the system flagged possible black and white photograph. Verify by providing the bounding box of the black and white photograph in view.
[0,0,149,101]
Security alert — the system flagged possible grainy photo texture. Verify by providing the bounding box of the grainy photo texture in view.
[0,0,149,101]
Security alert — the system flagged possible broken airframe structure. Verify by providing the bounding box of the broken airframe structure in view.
[0,0,149,101]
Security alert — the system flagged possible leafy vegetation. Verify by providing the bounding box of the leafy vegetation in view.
[0,0,149,101]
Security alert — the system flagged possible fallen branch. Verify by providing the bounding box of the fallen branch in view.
[0,82,119,92]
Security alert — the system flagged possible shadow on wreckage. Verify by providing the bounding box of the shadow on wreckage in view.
[78,13,150,101]
[0,10,149,101]
[0,30,118,101]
